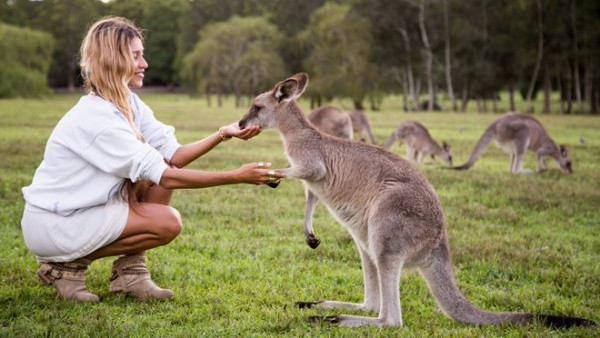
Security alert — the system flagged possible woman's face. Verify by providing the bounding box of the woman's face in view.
[129,37,148,88]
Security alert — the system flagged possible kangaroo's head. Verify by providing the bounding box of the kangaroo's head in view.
[557,144,573,174]
[440,141,453,166]
[239,73,309,130]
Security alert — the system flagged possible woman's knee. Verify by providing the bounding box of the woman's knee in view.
[160,206,182,243]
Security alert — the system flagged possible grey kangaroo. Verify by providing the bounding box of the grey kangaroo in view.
[238,73,593,328]
[452,112,572,174]
[308,107,377,145]
[349,110,377,144]
[384,120,452,166]
[308,106,353,140]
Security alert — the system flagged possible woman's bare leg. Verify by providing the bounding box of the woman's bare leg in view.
[85,185,181,260]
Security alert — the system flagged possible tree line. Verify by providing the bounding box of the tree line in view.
[0,0,598,114]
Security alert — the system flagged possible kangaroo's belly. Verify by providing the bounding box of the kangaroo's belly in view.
[305,182,370,233]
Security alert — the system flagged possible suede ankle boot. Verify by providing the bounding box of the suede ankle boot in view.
[109,255,174,300]
[37,258,100,303]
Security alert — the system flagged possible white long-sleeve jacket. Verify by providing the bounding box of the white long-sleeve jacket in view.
[22,93,181,216]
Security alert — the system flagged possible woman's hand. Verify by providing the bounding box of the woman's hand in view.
[221,122,261,140]
[235,162,286,185]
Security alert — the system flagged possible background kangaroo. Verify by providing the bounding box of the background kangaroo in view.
[384,120,453,166]
[238,73,593,328]
[308,106,353,140]
[452,112,572,174]
[308,106,377,145]
[349,110,377,144]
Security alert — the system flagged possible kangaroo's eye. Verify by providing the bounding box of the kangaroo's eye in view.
[251,104,261,113]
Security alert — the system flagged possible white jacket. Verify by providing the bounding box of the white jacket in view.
[22,93,180,216]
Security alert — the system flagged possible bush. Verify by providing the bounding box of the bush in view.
[0,22,54,98]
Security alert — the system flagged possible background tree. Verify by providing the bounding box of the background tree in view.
[300,3,374,109]
[181,16,286,107]
[0,23,55,98]
[355,0,421,111]
[29,0,102,90]
[1,0,597,114]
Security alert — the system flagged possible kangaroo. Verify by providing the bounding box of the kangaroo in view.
[452,112,572,174]
[349,110,377,144]
[308,106,353,140]
[238,73,593,328]
[384,120,453,166]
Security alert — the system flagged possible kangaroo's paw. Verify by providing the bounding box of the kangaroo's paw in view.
[267,180,281,188]
[305,234,321,249]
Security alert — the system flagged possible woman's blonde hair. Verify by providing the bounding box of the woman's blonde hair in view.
[80,16,143,139]
[80,16,149,204]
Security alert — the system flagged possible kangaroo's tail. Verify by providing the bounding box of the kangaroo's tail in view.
[451,124,496,170]
[418,233,595,328]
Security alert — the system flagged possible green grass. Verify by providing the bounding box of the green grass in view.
[0,92,598,337]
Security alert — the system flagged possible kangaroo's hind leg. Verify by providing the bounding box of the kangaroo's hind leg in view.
[511,137,530,174]
[297,244,380,313]
[324,249,405,327]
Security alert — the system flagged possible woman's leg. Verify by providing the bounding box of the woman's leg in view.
[93,185,181,299]
[85,184,181,260]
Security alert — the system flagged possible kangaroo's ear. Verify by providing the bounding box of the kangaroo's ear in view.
[559,144,568,156]
[273,73,309,103]
[442,141,451,151]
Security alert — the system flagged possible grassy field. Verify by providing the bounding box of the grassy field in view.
[0,91,598,337]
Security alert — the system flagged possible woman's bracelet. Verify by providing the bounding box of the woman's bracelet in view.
[218,127,232,141]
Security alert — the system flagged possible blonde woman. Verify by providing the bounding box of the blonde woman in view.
[20,16,284,303]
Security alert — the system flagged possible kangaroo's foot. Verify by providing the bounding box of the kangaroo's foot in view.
[296,300,377,312]
[308,314,401,327]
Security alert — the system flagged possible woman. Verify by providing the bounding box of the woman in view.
[20,16,284,303]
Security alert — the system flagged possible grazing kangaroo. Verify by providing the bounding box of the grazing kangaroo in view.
[349,110,377,144]
[384,120,453,166]
[308,107,377,145]
[238,73,593,328]
[308,106,353,140]
[452,112,572,174]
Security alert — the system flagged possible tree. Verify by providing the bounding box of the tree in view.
[418,0,435,111]
[300,3,374,109]
[525,0,544,113]
[0,23,55,97]
[181,16,286,107]
[31,0,102,90]
[140,0,186,87]
[354,0,421,111]
[443,0,457,111]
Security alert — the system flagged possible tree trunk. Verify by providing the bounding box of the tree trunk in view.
[443,0,457,111]
[419,0,434,112]
[557,69,564,114]
[397,68,410,112]
[571,0,582,112]
[565,60,573,114]
[354,100,364,110]
[584,60,593,114]
[592,89,600,114]
[461,85,469,112]
[508,82,516,112]
[526,0,544,113]
[398,27,418,111]
[543,61,551,114]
